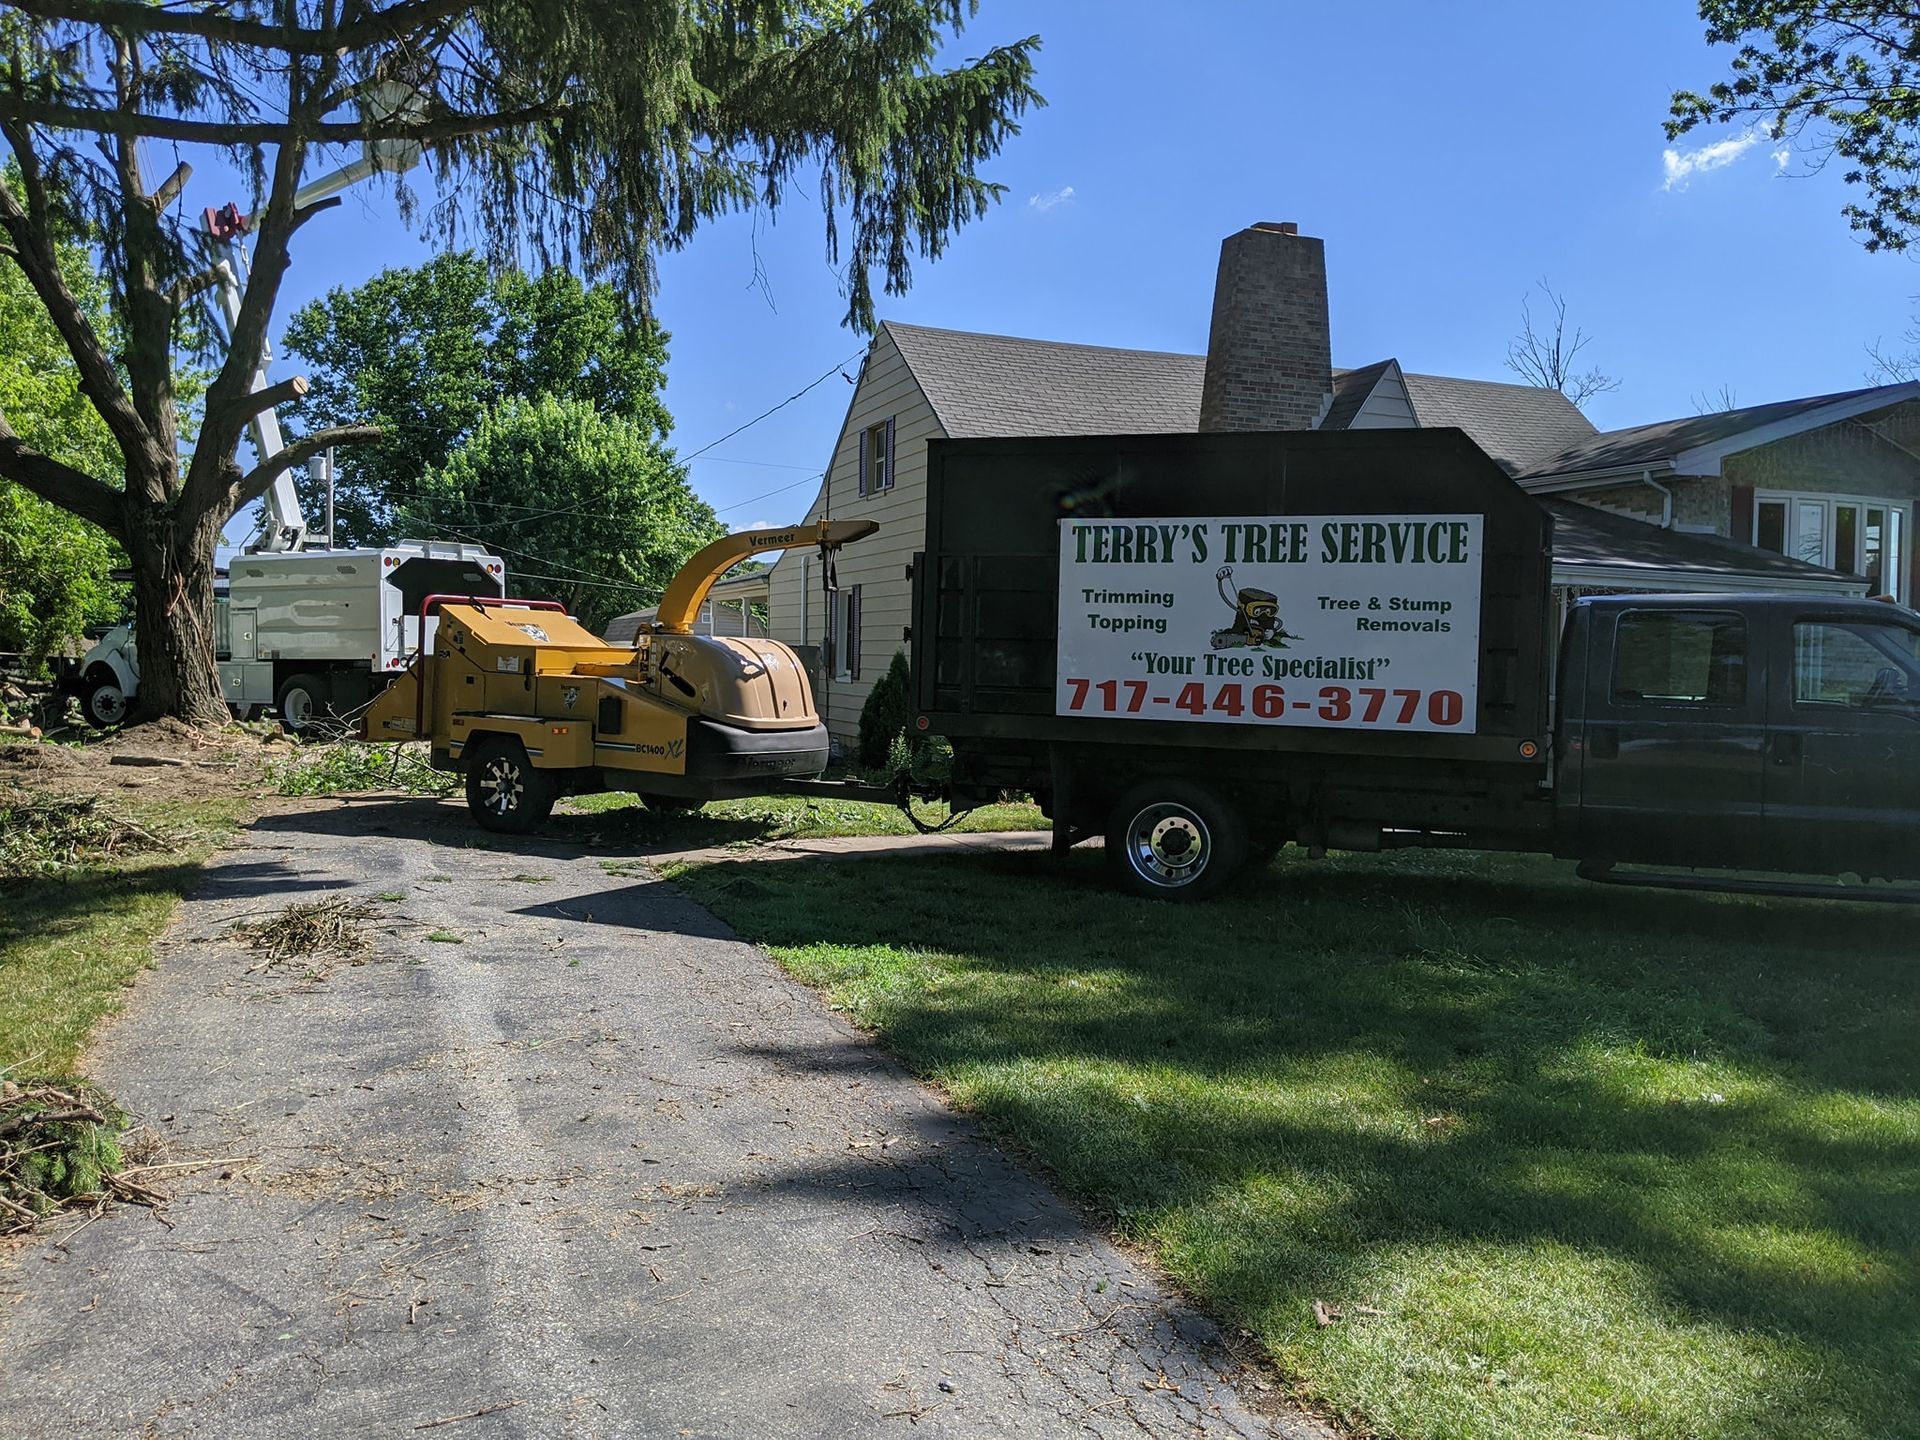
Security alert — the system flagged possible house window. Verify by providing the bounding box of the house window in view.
[1793,620,1920,708]
[1753,492,1909,601]
[1611,610,1748,706]
[830,584,863,681]
[858,417,895,497]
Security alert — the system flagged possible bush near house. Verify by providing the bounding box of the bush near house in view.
[856,650,914,771]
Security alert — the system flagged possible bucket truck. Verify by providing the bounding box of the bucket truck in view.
[64,84,505,730]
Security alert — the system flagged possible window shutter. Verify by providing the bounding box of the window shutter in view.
[857,427,870,497]
[1730,485,1755,543]
[849,585,863,681]
[883,416,895,492]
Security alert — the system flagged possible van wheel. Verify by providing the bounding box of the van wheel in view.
[81,673,128,729]
[465,737,556,834]
[1105,781,1245,901]
[276,673,331,734]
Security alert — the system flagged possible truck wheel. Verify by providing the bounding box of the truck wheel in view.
[1105,781,1245,901]
[275,673,330,734]
[465,737,557,834]
[80,673,128,729]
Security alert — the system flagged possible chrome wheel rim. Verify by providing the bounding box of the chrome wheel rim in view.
[89,685,126,725]
[479,756,524,815]
[1126,802,1211,889]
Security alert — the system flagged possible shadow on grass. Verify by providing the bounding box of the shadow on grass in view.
[679,844,1920,1437]
[254,793,787,856]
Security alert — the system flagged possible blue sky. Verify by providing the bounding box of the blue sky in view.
[207,0,1916,537]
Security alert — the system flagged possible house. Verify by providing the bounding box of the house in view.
[769,222,1901,740]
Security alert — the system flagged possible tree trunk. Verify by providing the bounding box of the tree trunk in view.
[125,502,230,727]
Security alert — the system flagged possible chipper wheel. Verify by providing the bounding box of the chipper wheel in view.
[465,736,558,834]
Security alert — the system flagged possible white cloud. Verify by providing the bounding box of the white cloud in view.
[1028,184,1076,212]
[1772,148,1791,170]
[1662,130,1765,190]
[745,518,775,532]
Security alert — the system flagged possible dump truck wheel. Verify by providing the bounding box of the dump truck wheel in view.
[1104,781,1245,901]
[465,737,556,834]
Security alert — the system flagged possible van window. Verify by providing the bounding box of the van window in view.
[1792,621,1920,709]
[1611,611,1748,706]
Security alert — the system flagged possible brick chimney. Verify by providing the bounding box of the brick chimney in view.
[1198,221,1334,432]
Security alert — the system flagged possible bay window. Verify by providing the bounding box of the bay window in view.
[1752,493,1908,602]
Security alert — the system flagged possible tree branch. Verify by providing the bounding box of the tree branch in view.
[167,262,226,310]
[229,424,381,515]
[225,374,310,427]
[148,160,190,213]
[0,0,477,56]
[0,96,567,147]
[0,405,126,539]
[0,129,150,468]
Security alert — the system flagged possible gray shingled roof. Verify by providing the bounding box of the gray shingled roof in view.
[1401,373,1598,477]
[1546,500,1857,586]
[881,322,1598,479]
[884,321,1205,437]
[1521,384,1911,480]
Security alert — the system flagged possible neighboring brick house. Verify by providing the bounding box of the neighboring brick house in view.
[769,222,1881,740]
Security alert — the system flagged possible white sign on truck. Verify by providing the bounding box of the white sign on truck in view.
[1055,514,1484,734]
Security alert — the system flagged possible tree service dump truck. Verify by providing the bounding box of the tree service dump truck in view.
[910,430,1920,900]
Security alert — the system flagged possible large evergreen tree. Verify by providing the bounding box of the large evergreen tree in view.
[0,2,1040,722]
[282,253,674,547]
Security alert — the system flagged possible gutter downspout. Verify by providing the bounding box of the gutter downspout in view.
[1643,471,1675,529]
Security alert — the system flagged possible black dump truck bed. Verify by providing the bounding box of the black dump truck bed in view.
[912,429,1555,772]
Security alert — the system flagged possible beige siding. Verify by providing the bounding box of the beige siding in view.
[766,329,944,740]
[1348,371,1417,428]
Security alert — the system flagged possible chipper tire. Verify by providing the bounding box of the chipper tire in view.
[465,736,558,835]
[1104,780,1245,902]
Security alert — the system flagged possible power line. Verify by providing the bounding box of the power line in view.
[712,472,823,515]
[679,349,865,464]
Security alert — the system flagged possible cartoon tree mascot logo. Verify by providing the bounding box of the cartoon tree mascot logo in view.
[1210,566,1300,650]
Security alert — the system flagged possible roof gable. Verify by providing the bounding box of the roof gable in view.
[1522,382,1920,482]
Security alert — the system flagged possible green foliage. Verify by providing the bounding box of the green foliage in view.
[1672,3,1920,250]
[857,650,915,770]
[271,743,456,798]
[414,395,722,633]
[0,183,126,661]
[283,254,676,547]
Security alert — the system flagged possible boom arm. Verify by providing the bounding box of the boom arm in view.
[652,519,879,635]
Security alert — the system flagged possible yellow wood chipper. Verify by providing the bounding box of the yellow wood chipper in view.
[362,520,878,832]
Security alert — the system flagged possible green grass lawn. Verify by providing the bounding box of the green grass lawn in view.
[559,789,1046,842]
[672,844,1918,1440]
[0,796,246,1075]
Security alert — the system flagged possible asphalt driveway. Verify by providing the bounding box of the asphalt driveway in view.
[0,798,1315,1439]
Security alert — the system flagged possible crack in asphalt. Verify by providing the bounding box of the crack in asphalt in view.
[0,801,1327,1439]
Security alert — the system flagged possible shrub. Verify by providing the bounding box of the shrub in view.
[856,650,914,771]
